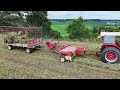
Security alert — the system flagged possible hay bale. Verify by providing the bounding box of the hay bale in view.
[6,36,15,43]
[15,36,20,43]
[19,38,28,44]
[22,39,28,44]
[3,31,27,44]
[17,31,25,36]
[21,34,26,39]
[8,32,16,37]
[18,31,23,36]
[13,34,27,44]
[5,32,16,43]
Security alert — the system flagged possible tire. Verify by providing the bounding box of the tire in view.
[60,56,66,62]
[100,46,105,51]
[100,47,120,64]
[26,48,32,53]
[8,45,12,50]
[38,45,41,48]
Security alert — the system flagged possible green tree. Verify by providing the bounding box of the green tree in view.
[0,11,25,26]
[49,30,61,39]
[25,11,52,37]
[0,11,57,38]
[66,16,91,39]
[92,26,101,38]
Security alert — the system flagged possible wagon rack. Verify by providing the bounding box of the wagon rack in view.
[0,26,42,53]
[46,40,100,62]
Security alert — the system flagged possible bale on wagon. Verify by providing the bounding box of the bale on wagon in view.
[0,26,42,53]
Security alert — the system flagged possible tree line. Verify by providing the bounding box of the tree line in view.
[66,16,120,40]
[1,11,120,40]
[0,11,61,39]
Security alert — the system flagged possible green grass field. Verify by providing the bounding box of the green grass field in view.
[0,39,120,79]
[51,21,69,37]
[51,21,95,37]
[51,20,120,37]
[51,24,69,37]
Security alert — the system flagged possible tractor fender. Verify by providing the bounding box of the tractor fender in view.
[103,44,120,51]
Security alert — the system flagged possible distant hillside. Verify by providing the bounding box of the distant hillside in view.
[50,19,120,22]
[50,19,120,27]
[49,19,73,22]
[50,19,120,37]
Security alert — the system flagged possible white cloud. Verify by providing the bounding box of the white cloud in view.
[48,11,120,19]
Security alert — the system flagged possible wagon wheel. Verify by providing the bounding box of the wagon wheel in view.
[38,45,41,48]
[8,45,12,50]
[60,56,66,62]
[26,48,32,53]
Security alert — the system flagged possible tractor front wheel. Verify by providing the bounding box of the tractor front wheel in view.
[100,47,120,64]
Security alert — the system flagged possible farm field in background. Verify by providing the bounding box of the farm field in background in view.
[51,21,102,37]
[51,20,120,37]
[51,21,69,37]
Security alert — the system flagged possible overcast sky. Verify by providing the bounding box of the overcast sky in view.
[48,11,120,19]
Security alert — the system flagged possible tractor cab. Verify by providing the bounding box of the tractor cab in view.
[98,32,120,46]
[103,36,115,44]
[98,32,120,64]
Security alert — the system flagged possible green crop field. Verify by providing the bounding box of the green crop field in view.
[51,21,70,37]
[51,21,96,37]
[51,20,120,38]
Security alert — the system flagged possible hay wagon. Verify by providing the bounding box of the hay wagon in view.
[0,26,42,53]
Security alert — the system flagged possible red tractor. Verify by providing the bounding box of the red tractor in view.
[99,32,120,64]
[46,32,120,64]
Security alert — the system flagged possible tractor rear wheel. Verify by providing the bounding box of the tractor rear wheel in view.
[100,47,120,64]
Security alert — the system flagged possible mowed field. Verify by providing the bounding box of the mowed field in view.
[0,34,120,79]
[1,21,120,79]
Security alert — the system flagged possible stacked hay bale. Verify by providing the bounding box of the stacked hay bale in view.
[7,32,16,43]
[17,31,28,44]
[4,31,28,44]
